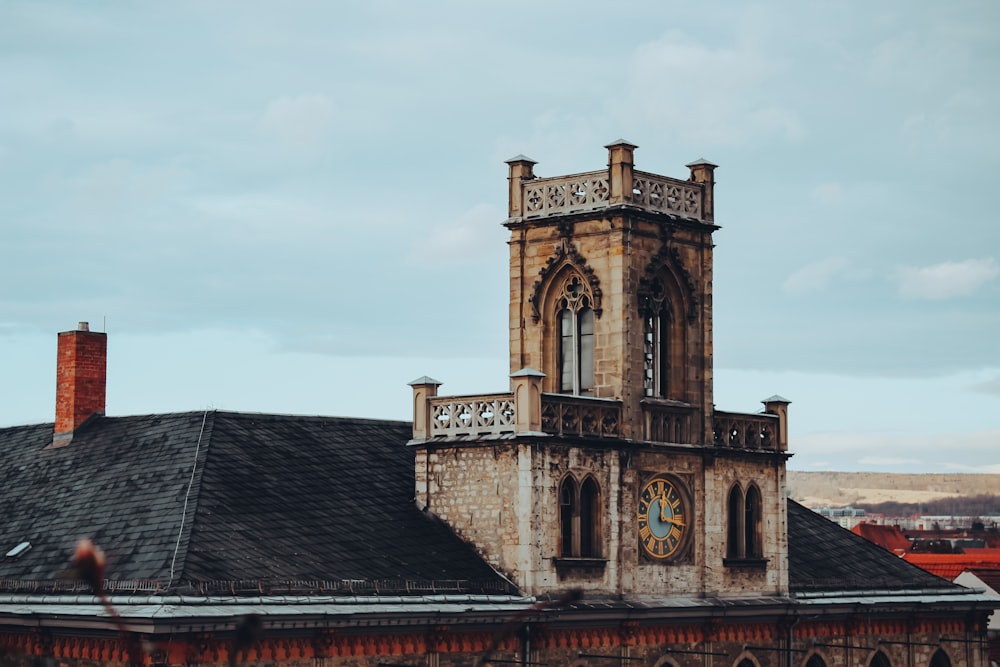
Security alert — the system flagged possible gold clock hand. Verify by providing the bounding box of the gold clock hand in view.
[662,516,686,527]
[659,491,668,523]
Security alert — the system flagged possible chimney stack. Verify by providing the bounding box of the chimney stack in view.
[53,322,107,447]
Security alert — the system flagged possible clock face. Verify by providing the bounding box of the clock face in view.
[637,476,688,560]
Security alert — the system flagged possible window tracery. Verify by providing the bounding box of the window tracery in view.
[556,274,595,396]
[640,276,672,398]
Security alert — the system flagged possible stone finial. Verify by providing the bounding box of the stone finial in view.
[408,376,443,440]
[505,155,538,218]
[761,395,791,452]
[687,158,718,222]
[510,368,545,435]
[605,140,637,205]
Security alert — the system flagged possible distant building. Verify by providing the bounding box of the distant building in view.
[816,506,869,529]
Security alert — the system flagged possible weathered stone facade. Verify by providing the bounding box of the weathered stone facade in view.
[412,141,787,599]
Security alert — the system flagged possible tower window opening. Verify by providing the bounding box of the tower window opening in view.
[556,275,595,396]
[639,277,670,398]
[558,475,602,558]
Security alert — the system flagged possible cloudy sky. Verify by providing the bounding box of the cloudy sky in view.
[2,1,998,473]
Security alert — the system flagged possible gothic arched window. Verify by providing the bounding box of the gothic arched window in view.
[727,485,743,558]
[726,483,764,562]
[745,484,762,558]
[805,655,828,667]
[929,650,951,667]
[558,475,602,558]
[580,478,600,557]
[559,477,576,557]
[557,275,595,396]
[869,652,892,667]
[640,276,670,398]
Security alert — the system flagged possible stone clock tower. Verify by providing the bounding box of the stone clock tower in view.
[409,141,790,599]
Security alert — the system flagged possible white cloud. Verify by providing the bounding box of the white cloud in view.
[969,375,1000,396]
[408,203,507,266]
[813,182,844,204]
[616,31,804,145]
[897,258,999,299]
[792,429,1000,473]
[857,456,924,467]
[259,94,335,148]
[782,257,852,294]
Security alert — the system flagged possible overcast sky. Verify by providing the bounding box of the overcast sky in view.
[2,1,998,473]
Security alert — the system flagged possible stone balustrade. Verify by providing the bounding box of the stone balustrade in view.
[411,373,787,452]
[522,170,611,218]
[712,411,783,451]
[518,170,704,221]
[428,394,517,437]
[641,400,696,444]
[631,170,703,218]
[539,394,622,439]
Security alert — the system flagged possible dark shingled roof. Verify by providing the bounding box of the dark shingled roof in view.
[0,411,963,599]
[0,412,509,595]
[787,499,957,593]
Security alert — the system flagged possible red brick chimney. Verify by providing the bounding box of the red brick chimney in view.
[52,322,107,447]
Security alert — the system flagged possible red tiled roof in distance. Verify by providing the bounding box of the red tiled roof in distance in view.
[852,523,912,552]
[903,552,1000,580]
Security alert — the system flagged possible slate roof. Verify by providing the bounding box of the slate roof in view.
[787,499,958,593]
[0,412,968,599]
[0,412,509,595]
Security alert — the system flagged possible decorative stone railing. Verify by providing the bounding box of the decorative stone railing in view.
[508,141,713,223]
[428,394,517,437]
[712,411,782,451]
[631,170,702,218]
[540,394,622,439]
[410,373,788,451]
[523,170,610,218]
[519,170,703,221]
[641,400,695,444]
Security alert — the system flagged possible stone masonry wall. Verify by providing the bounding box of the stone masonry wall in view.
[420,438,787,598]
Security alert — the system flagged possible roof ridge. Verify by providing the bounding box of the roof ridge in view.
[210,410,412,426]
[163,410,217,591]
[1,410,413,431]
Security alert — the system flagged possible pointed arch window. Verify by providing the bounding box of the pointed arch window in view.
[559,478,575,556]
[557,275,595,396]
[869,652,892,667]
[929,650,950,667]
[744,485,762,558]
[727,486,743,559]
[558,475,602,558]
[725,483,765,564]
[639,276,671,398]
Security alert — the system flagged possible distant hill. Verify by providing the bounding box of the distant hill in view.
[787,471,1000,509]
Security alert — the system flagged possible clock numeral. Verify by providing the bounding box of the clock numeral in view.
[639,524,652,542]
[669,525,682,540]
